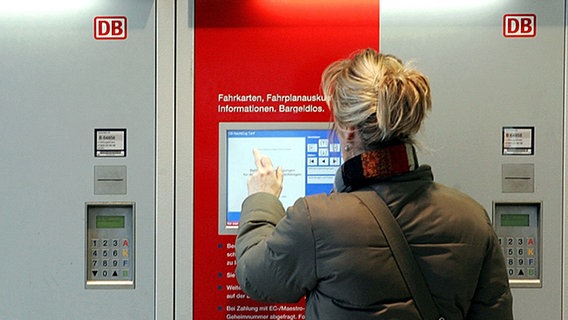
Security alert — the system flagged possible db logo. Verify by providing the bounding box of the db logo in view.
[503,14,536,38]
[94,16,127,40]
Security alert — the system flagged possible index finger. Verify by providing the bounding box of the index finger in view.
[253,148,263,169]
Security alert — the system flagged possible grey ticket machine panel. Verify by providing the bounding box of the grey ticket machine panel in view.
[493,202,541,288]
[86,203,135,289]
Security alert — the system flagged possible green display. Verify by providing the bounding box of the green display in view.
[501,214,529,227]
[96,215,125,229]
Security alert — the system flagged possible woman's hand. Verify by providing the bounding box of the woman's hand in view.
[247,148,283,197]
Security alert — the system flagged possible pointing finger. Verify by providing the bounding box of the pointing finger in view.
[253,148,263,169]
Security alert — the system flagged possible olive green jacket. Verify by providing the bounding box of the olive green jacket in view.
[236,166,513,319]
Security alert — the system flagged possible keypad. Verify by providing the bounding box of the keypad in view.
[86,205,134,288]
[89,238,131,280]
[499,236,538,279]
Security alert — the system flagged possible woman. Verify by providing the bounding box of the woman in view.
[235,49,513,319]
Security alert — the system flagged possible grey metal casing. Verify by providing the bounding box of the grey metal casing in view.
[380,1,565,319]
[0,1,156,319]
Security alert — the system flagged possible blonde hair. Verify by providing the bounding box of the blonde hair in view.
[321,48,431,148]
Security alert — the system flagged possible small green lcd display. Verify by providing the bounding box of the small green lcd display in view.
[501,214,529,227]
[96,215,125,229]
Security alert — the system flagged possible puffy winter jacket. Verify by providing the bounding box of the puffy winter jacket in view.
[236,165,513,319]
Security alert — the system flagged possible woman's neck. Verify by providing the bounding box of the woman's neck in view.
[335,142,419,192]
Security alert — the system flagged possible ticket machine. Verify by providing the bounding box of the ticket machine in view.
[181,0,567,319]
[380,1,565,319]
[0,1,158,319]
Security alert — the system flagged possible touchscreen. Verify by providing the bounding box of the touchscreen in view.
[219,122,341,234]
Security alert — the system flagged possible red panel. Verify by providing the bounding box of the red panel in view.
[193,1,379,318]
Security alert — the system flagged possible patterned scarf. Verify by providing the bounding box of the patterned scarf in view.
[334,143,418,192]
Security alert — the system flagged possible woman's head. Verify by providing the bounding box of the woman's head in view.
[321,48,431,150]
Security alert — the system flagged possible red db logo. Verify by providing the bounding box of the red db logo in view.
[94,16,127,40]
[503,14,536,38]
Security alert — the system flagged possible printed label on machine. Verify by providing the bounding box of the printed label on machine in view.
[95,128,127,157]
[502,127,534,155]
